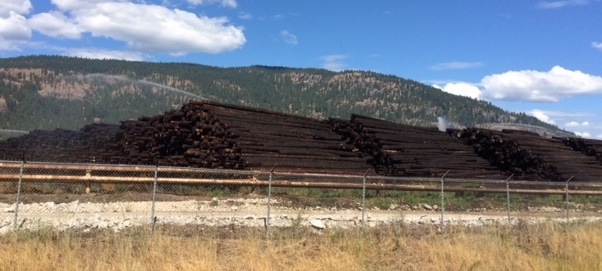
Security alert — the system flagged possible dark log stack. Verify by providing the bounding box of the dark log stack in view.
[499,130,602,182]
[101,102,245,169]
[559,137,602,164]
[329,114,506,179]
[0,123,120,163]
[453,128,602,181]
[2,100,602,181]
[451,128,560,181]
[198,102,372,174]
[0,101,371,174]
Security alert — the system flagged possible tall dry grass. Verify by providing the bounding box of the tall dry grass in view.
[0,221,601,271]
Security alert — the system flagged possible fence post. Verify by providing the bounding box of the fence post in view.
[440,170,449,232]
[151,163,159,233]
[565,176,574,225]
[13,159,25,231]
[505,174,514,225]
[266,164,276,238]
[361,168,371,229]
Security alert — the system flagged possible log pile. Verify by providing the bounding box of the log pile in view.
[559,137,602,164]
[198,102,372,174]
[100,102,245,169]
[0,123,120,163]
[451,128,560,181]
[499,130,602,182]
[327,118,392,175]
[2,99,602,181]
[453,128,602,181]
[330,114,506,179]
[0,101,371,174]
[101,100,372,173]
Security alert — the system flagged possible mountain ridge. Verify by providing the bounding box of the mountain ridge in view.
[0,55,562,134]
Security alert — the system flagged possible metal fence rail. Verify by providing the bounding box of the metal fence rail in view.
[1,159,601,234]
[2,161,602,194]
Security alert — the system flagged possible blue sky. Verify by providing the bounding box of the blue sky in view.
[1,0,602,138]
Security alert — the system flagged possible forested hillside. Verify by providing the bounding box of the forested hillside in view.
[0,55,556,133]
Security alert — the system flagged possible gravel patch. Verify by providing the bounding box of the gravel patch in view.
[1,197,600,234]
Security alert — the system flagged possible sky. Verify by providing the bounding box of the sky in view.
[1,0,602,138]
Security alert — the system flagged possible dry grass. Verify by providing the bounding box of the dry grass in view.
[0,221,601,271]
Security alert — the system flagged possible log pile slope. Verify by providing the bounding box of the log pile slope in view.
[0,123,120,163]
[2,100,602,182]
[198,101,372,174]
[107,100,373,173]
[329,114,506,179]
[101,101,245,169]
[0,100,371,174]
[452,128,602,182]
[560,137,602,165]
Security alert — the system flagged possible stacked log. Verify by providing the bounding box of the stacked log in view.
[3,100,602,181]
[199,102,372,175]
[327,117,394,175]
[453,128,602,182]
[452,128,560,181]
[103,102,245,169]
[559,137,602,164]
[0,123,120,163]
[330,114,506,179]
[499,130,602,182]
[507,131,602,182]
[81,100,371,174]
[0,101,370,174]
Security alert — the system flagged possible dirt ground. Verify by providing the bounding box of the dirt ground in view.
[0,191,240,204]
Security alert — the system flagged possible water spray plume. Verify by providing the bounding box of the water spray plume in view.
[437,116,449,132]
[138,79,204,100]
[85,74,205,100]
[0,129,29,134]
[0,129,29,140]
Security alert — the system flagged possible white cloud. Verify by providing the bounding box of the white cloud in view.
[432,82,481,100]
[186,0,237,8]
[0,0,32,17]
[564,121,594,138]
[280,30,298,46]
[0,11,30,40]
[39,1,246,55]
[537,0,589,9]
[0,0,32,45]
[0,40,23,51]
[321,55,347,71]
[565,120,591,127]
[566,121,580,127]
[523,110,602,139]
[480,66,602,102]
[28,11,81,39]
[528,109,556,125]
[430,61,484,71]
[66,48,145,61]
[575,131,592,138]
[533,110,594,118]
[0,11,31,50]
[593,42,602,51]
[51,0,118,11]
[238,12,252,20]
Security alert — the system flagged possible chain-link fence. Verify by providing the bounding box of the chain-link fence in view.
[1,159,602,235]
